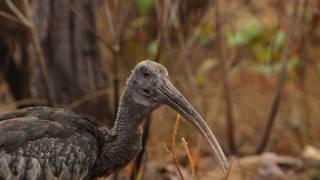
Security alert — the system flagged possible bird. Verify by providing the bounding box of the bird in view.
[0,60,228,180]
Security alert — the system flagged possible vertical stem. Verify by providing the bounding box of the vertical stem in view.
[130,1,165,178]
[29,28,55,107]
[295,0,311,144]
[214,0,237,154]
[113,47,120,119]
[111,2,121,180]
[255,0,299,154]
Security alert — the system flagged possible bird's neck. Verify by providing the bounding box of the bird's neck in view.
[93,83,156,177]
[112,87,154,134]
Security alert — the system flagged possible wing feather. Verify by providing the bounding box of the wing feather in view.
[0,106,102,180]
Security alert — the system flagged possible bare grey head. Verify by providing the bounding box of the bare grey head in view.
[127,60,168,107]
[126,60,229,172]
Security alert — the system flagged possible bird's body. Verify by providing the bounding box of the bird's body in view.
[0,60,228,180]
[0,100,146,179]
[0,107,120,179]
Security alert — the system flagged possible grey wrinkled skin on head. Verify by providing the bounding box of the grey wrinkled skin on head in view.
[0,60,172,179]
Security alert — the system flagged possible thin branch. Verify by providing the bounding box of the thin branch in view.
[1,98,49,108]
[104,0,116,40]
[172,114,181,161]
[107,1,133,119]
[223,160,233,180]
[181,137,196,180]
[66,89,110,110]
[106,1,134,180]
[162,144,185,180]
[172,114,184,179]
[214,0,237,154]
[162,114,185,180]
[4,0,31,27]
[29,28,55,107]
[0,10,24,25]
[255,0,299,154]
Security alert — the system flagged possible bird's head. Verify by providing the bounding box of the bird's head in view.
[129,60,169,107]
[129,60,228,173]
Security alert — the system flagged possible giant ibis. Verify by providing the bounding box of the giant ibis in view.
[0,60,228,179]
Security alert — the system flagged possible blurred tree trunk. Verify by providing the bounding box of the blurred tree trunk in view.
[0,0,31,102]
[31,0,112,125]
[0,0,113,126]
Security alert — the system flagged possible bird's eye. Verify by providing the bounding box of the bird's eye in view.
[143,88,151,94]
[143,72,150,77]
[141,68,151,78]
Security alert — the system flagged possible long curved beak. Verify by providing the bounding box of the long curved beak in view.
[157,77,229,173]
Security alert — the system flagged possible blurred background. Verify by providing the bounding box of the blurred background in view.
[0,0,320,179]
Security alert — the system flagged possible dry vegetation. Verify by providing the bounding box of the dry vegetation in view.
[1,0,320,179]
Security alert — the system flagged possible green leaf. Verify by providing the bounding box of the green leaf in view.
[195,58,219,85]
[199,58,218,72]
[136,0,154,15]
[226,19,263,47]
[194,23,213,45]
[274,30,286,50]
[131,17,148,28]
[287,56,301,72]
[147,40,158,56]
[254,45,272,63]
[250,64,274,76]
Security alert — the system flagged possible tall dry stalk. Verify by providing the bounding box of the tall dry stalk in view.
[223,160,232,180]
[102,1,134,179]
[103,0,133,120]
[163,114,185,180]
[130,1,169,179]
[213,0,237,154]
[256,0,300,154]
[181,137,196,180]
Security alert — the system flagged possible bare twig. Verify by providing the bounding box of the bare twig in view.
[181,137,196,180]
[162,144,185,180]
[106,1,133,119]
[162,114,185,180]
[29,27,55,107]
[4,0,55,107]
[223,160,232,180]
[214,0,237,154]
[1,98,49,108]
[296,0,312,143]
[172,114,184,179]
[172,115,181,161]
[255,0,299,154]
[4,0,31,27]
[66,89,110,110]
[0,10,24,25]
